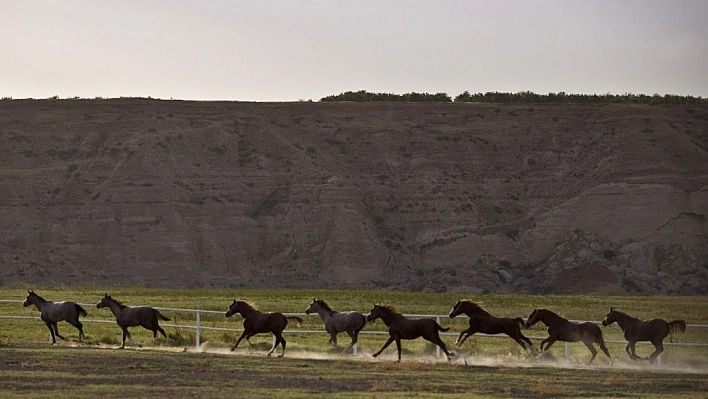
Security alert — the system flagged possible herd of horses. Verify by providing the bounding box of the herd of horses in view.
[21,291,687,364]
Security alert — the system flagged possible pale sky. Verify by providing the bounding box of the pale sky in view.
[2,0,707,101]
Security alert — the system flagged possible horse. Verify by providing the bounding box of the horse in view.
[449,299,536,353]
[225,300,303,357]
[525,308,612,365]
[22,290,87,344]
[305,298,366,353]
[96,294,170,349]
[366,304,455,362]
[602,307,686,363]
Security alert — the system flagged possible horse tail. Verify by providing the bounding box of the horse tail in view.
[436,322,450,332]
[75,304,88,317]
[668,320,686,342]
[287,316,303,327]
[155,309,171,321]
[513,317,525,327]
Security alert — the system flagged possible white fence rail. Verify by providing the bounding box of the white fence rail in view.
[2,300,706,362]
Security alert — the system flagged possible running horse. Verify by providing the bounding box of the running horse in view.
[96,294,170,349]
[525,308,612,365]
[602,307,686,363]
[366,304,455,362]
[449,299,536,353]
[305,298,366,353]
[22,290,87,344]
[225,300,303,357]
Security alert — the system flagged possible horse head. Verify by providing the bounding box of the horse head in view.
[305,298,323,315]
[366,304,384,322]
[449,300,463,318]
[96,294,111,309]
[225,300,239,317]
[524,308,540,328]
[22,290,36,307]
[602,307,617,326]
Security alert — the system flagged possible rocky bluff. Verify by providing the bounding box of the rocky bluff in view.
[1,99,706,294]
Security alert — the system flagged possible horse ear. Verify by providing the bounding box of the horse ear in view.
[610,307,615,312]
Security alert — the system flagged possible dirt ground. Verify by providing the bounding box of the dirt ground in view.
[1,343,706,398]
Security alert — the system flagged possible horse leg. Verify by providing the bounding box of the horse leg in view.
[120,328,129,349]
[267,333,278,356]
[231,330,249,351]
[278,333,287,358]
[394,338,402,363]
[599,342,613,365]
[582,340,598,364]
[372,336,395,358]
[519,334,538,354]
[648,340,664,364]
[342,330,357,353]
[45,322,57,344]
[456,327,474,346]
[627,342,642,361]
[329,332,342,349]
[71,320,86,341]
[53,323,66,341]
[430,335,454,361]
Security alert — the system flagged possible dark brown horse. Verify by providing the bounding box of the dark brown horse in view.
[96,294,170,349]
[449,299,536,353]
[305,298,366,353]
[525,308,612,365]
[366,304,455,362]
[225,300,303,357]
[602,307,686,363]
[23,290,87,344]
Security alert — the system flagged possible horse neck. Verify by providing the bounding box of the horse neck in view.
[613,311,639,329]
[377,308,404,325]
[237,303,260,318]
[103,299,124,317]
[538,309,567,326]
[311,303,333,321]
[460,302,488,317]
[28,295,48,311]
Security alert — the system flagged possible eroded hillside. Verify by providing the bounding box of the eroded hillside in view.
[1,99,706,294]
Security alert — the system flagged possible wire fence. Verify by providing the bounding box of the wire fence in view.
[3,299,706,362]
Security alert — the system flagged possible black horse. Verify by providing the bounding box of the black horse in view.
[23,290,87,344]
[305,298,366,353]
[96,294,170,349]
[225,300,303,357]
[449,299,536,353]
[602,307,686,363]
[525,308,612,365]
[366,304,455,362]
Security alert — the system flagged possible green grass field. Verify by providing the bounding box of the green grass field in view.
[1,287,707,398]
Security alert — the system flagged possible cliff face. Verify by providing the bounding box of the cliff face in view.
[1,99,706,294]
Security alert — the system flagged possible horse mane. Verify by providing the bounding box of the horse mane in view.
[611,308,639,321]
[314,299,334,314]
[28,291,48,303]
[235,300,258,311]
[539,308,568,321]
[374,303,400,315]
[460,299,486,313]
[106,296,127,309]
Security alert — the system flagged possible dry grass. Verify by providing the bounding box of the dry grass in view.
[602,372,627,387]
[534,378,569,396]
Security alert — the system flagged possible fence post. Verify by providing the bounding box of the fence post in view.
[565,342,571,362]
[195,310,201,348]
[353,343,358,355]
[436,316,441,358]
